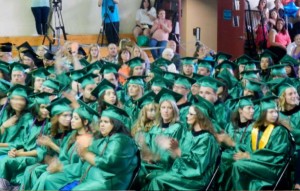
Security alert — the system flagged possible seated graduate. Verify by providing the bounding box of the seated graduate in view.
[224,95,293,190]
[143,101,220,190]
[61,104,138,190]
[31,101,99,191]
[0,92,52,190]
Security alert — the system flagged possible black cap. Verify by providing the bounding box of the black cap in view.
[0,42,13,52]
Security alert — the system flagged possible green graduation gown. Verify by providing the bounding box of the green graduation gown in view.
[0,117,51,185]
[226,125,292,190]
[72,133,138,190]
[214,100,230,130]
[32,131,83,190]
[20,129,73,190]
[145,130,219,190]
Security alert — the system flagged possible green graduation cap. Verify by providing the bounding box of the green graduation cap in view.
[216,69,238,89]
[197,59,215,70]
[137,91,156,109]
[154,87,182,103]
[7,84,32,99]
[181,57,197,65]
[126,76,146,87]
[0,63,9,74]
[215,60,237,71]
[30,67,50,79]
[151,57,173,68]
[150,74,173,89]
[271,78,295,97]
[10,62,29,72]
[99,62,120,74]
[253,95,278,112]
[243,61,259,70]
[84,61,103,74]
[46,97,72,116]
[268,64,288,76]
[193,95,216,119]
[244,79,263,92]
[75,100,100,123]
[260,49,278,59]
[215,52,232,62]
[45,65,55,74]
[76,73,97,89]
[91,78,115,97]
[126,57,144,68]
[101,102,129,127]
[0,79,11,94]
[234,54,254,65]
[266,78,284,88]
[0,42,13,52]
[29,92,54,105]
[42,78,61,93]
[240,69,260,79]
[230,95,253,111]
[173,73,196,89]
[162,71,176,82]
[66,68,87,81]
[199,76,225,92]
[79,58,90,67]
[279,55,298,66]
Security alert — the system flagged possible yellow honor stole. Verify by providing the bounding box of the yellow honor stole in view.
[251,124,275,151]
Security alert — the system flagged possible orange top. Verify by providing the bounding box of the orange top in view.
[118,64,130,85]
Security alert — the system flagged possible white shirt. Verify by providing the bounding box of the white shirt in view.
[135,7,156,25]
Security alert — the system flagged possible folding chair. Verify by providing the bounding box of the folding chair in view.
[127,150,141,190]
[205,149,222,191]
[272,132,296,191]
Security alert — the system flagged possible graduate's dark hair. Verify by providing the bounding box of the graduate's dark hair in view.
[106,118,131,137]
[253,110,279,128]
[192,106,216,137]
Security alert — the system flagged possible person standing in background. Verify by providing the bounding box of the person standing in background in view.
[31,0,50,35]
[98,0,120,45]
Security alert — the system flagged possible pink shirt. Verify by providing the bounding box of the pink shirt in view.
[267,30,291,48]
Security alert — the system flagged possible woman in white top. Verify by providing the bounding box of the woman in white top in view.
[31,0,50,35]
[133,0,156,40]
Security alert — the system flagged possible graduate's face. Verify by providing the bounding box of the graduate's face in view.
[239,64,245,73]
[132,66,144,76]
[103,73,118,87]
[71,112,84,130]
[191,84,200,95]
[128,84,142,98]
[11,71,26,85]
[260,57,269,70]
[34,77,46,92]
[104,89,117,105]
[239,105,254,121]
[83,84,97,101]
[0,71,4,79]
[266,109,278,123]
[284,87,299,106]
[146,104,157,121]
[183,64,194,76]
[43,59,54,67]
[151,85,162,94]
[10,96,26,112]
[197,67,210,76]
[187,106,197,125]
[173,84,189,96]
[90,47,99,57]
[199,86,217,104]
[284,65,292,75]
[58,112,72,127]
[99,116,114,137]
[39,104,49,119]
[160,101,174,123]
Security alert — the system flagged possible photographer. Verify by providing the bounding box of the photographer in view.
[98,0,120,44]
[30,0,50,35]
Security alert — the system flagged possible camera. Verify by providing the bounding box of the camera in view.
[108,5,115,13]
[193,27,201,42]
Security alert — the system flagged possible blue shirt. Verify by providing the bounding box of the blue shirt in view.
[31,0,50,7]
[101,0,119,23]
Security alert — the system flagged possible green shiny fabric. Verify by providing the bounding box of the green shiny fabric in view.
[214,101,230,130]
[72,133,138,190]
[145,130,219,190]
[224,125,292,190]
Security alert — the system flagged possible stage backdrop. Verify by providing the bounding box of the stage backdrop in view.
[0,0,143,36]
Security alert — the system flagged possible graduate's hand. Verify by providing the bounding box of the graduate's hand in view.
[37,136,52,147]
[76,134,93,149]
[217,133,235,147]
[155,135,171,150]
[2,115,18,129]
[47,157,63,173]
[135,132,146,147]
[8,148,17,158]
[233,151,250,161]
[77,144,88,160]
